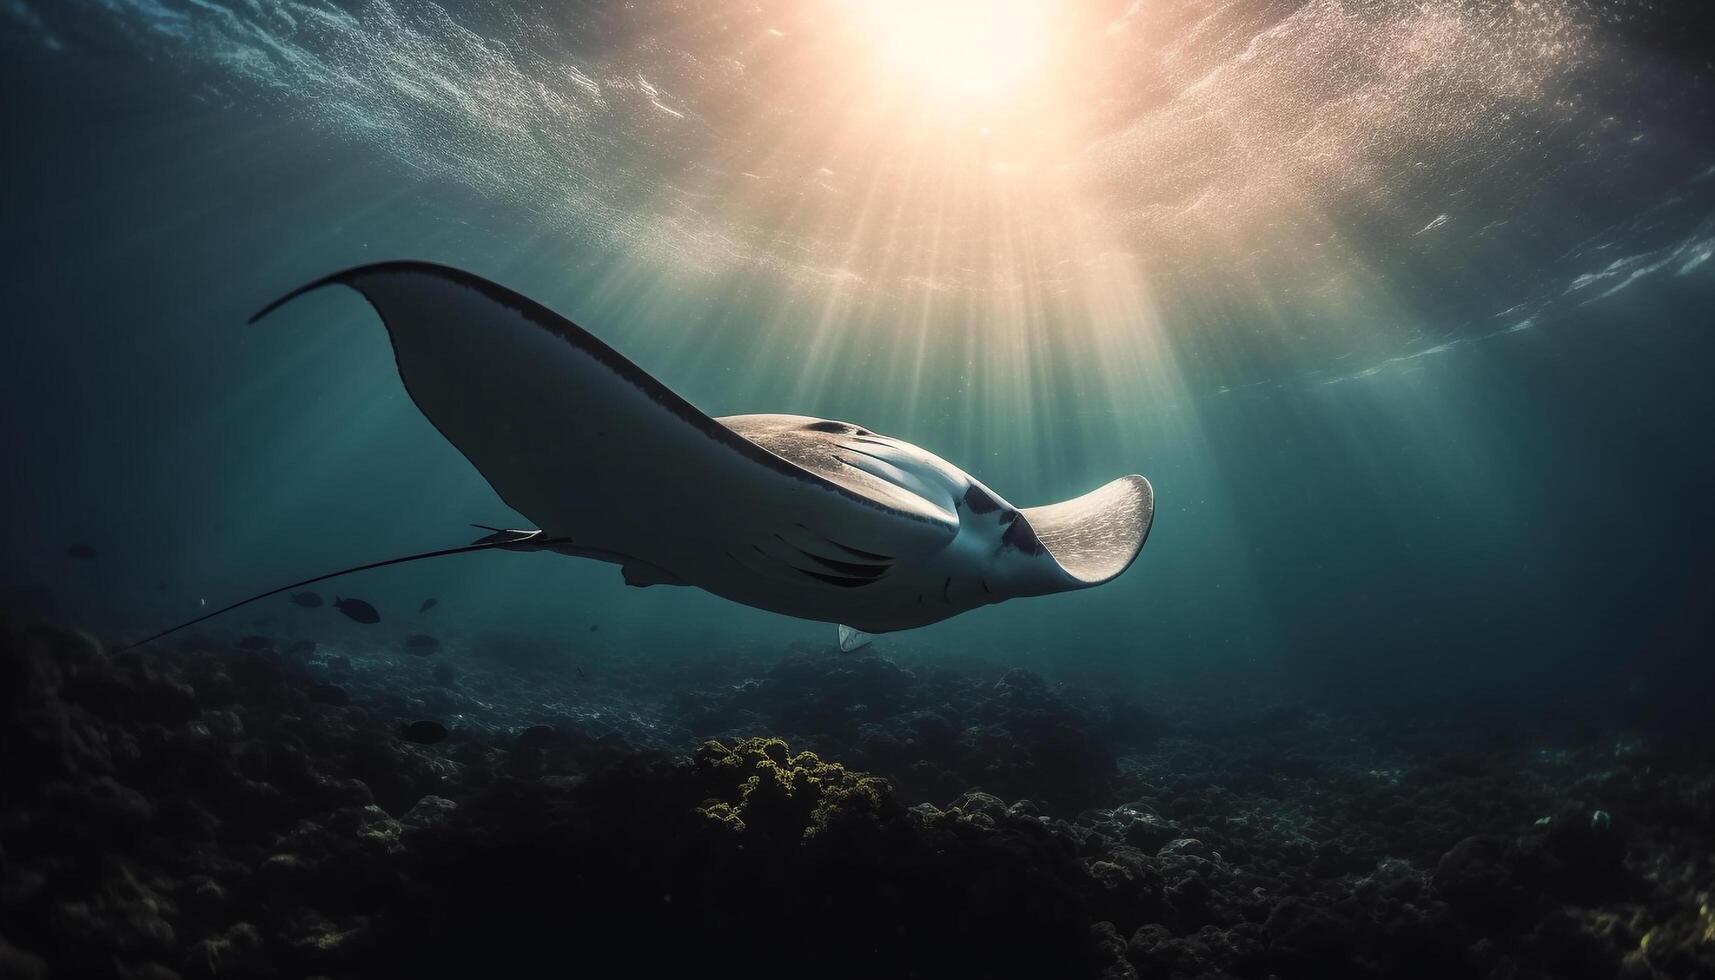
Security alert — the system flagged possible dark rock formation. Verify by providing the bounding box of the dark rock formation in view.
[2,618,1712,979]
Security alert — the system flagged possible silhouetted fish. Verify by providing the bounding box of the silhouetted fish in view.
[401,720,448,744]
[403,633,440,655]
[333,597,380,624]
[235,635,274,650]
[289,591,324,608]
[589,624,599,633]
[65,544,97,559]
[419,598,438,613]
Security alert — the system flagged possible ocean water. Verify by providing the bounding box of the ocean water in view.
[6,0,1712,716]
[3,3,1714,975]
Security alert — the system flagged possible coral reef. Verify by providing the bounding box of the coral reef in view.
[690,736,892,839]
[2,617,1712,979]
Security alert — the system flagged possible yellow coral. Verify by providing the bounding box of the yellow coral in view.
[692,737,890,841]
[697,801,746,833]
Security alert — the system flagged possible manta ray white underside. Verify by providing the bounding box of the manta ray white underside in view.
[255,261,1155,640]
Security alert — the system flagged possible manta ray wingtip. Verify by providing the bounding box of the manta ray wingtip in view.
[248,271,351,324]
[249,260,451,324]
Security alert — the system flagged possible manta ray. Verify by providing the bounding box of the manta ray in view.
[129,261,1154,652]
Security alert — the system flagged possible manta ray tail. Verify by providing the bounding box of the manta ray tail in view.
[116,529,555,653]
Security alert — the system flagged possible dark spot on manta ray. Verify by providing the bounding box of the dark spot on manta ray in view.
[962,485,1001,515]
[235,635,274,651]
[65,544,97,559]
[419,598,438,613]
[800,419,876,436]
[333,597,380,624]
[1001,516,1045,556]
[943,577,952,603]
[289,591,323,608]
[403,633,440,655]
[400,720,448,744]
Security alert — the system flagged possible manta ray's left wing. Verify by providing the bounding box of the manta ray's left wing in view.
[252,262,958,589]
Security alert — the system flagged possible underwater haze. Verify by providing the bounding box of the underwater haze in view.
[4,1,1715,978]
[5,0,1713,714]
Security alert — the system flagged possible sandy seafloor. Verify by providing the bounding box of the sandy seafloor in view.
[2,605,1711,980]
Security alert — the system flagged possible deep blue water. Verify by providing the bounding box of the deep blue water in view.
[3,0,1713,723]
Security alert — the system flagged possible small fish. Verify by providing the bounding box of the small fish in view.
[403,633,440,655]
[401,720,449,744]
[333,597,380,624]
[575,665,588,679]
[289,591,324,608]
[235,635,274,650]
[65,544,97,559]
[588,624,599,633]
[419,598,438,613]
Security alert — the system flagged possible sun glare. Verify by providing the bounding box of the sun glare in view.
[844,0,1054,100]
